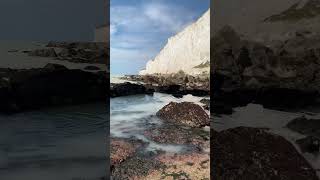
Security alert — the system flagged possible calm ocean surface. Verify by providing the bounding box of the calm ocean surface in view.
[0,41,108,180]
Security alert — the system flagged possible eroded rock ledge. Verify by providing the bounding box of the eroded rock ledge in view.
[0,63,107,113]
[112,72,210,98]
[26,41,109,64]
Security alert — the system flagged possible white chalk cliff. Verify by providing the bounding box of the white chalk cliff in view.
[139,9,210,75]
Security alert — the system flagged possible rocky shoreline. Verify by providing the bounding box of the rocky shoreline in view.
[210,25,320,179]
[109,24,320,178]
[111,72,210,98]
[0,63,107,114]
[209,25,320,115]
[111,99,210,179]
[24,41,108,64]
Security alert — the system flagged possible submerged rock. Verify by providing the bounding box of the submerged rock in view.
[144,124,209,151]
[212,127,319,180]
[296,136,320,154]
[156,102,210,128]
[200,98,210,110]
[43,63,68,71]
[287,116,320,138]
[84,65,101,71]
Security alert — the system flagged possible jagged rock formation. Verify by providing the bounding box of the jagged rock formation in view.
[139,9,210,75]
[212,25,320,109]
[27,42,109,64]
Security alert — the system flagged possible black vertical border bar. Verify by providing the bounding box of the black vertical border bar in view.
[105,0,111,178]
[210,0,213,179]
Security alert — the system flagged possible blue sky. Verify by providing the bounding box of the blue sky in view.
[110,0,210,75]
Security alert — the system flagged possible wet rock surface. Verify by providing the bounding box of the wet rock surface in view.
[111,100,210,179]
[112,155,166,180]
[84,65,101,71]
[212,127,319,180]
[111,143,210,180]
[111,138,146,168]
[287,116,320,138]
[144,123,210,151]
[110,82,154,98]
[144,152,210,180]
[156,102,210,128]
[296,136,320,153]
[121,73,210,97]
[0,63,107,113]
[200,98,210,110]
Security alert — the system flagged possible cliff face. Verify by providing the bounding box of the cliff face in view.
[139,9,210,75]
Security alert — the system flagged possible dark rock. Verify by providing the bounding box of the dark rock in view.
[110,82,154,97]
[43,63,68,71]
[111,156,165,180]
[296,136,320,153]
[84,65,101,71]
[287,116,320,138]
[211,101,233,115]
[156,102,210,128]
[0,66,107,114]
[212,127,319,180]
[200,98,210,110]
[212,26,320,110]
[28,48,57,57]
[8,49,18,53]
[120,74,210,97]
[27,42,109,64]
[51,42,108,64]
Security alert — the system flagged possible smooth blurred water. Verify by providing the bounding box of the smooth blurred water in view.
[0,41,109,179]
[111,93,209,152]
[0,103,108,180]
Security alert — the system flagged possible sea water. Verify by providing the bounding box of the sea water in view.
[0,103,108,180]
[110,92,209,152]
[0,41,108,180]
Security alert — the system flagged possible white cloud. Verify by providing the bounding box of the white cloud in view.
[110,24,117,35]
[110,1,203,74]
